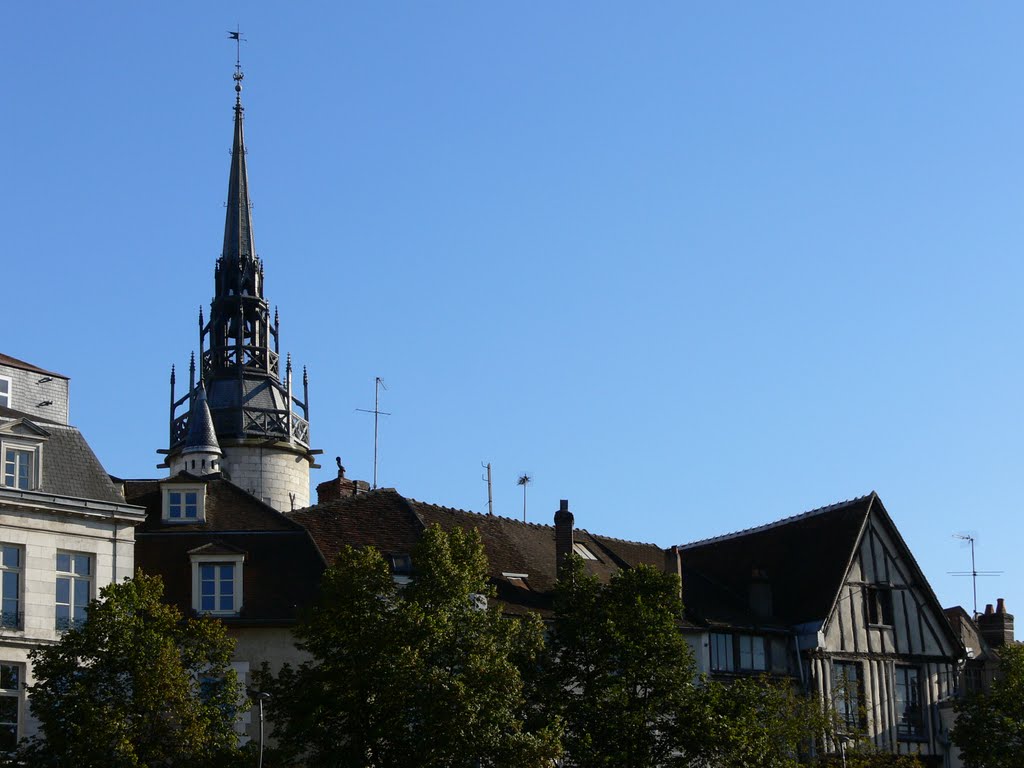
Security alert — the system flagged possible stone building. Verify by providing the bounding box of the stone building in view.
[0,353,144,750]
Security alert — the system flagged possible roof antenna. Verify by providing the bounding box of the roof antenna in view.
[517,474,531,522]
[949,533,1002,619]
[481,462,493,515]
[356,377,390,490]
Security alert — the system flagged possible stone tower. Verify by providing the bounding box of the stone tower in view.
[162,65,320,510]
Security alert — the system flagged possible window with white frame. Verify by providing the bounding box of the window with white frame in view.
[2,446,36,491]
[0,546,21,630]
[190,555,243,616]
[162,484,206,523]
[55,552,91,630]
[0,663,19,752]
[0,378,10,409]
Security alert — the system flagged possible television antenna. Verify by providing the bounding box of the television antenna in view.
[356,377,390,489]
[949,533,1002,618]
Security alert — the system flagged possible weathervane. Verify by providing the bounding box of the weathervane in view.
[227,27,246,85]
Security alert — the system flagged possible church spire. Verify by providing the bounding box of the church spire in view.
[221,67,258,280]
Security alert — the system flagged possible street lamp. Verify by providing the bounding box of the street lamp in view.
[248,689,271,768]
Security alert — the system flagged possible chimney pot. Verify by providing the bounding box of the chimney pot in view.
[997,598,1006,614]
[559,499,568,512]
[985,603,995,615]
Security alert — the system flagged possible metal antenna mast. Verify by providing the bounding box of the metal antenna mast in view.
[356,378,390,490]
[517,474,531,522]
[949,533,1002,618]
[481,462,493,515]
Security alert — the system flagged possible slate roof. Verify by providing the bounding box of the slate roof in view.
[290,490,670,616]
[0,353,66,379]
[126,475,323,625]
[182,383,221,456]
[0,408,124,503]
[677,494,875,628]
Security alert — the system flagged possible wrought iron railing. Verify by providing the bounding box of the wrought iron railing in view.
[0,611,22,630]
[203,346,280,378]
[171,407,309,450]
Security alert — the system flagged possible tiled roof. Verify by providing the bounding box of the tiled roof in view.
[290,491,670,616]
[677,494,875,627]
[0,409,124,503]
[0,353,66,379]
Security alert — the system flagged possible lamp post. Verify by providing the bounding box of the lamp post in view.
[248,689,271,768]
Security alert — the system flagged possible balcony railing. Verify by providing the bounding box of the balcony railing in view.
[0,610,22,630]
[203,346,280,378]
[171,407,310,450]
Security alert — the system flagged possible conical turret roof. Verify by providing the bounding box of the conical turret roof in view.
[182,382,222,457]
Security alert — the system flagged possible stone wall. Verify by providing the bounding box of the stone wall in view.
[222,446,311,511]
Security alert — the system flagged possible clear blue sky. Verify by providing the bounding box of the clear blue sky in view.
[3,3,1022,617]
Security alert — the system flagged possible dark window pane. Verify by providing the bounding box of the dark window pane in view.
[73,556,90,576]
[56,553,70,573]
[2,573,17,601]
[1,548,18,569]
[73,579,89,607]
[0,723,15,752]
[55,578,69,604]
[0,666,17,689]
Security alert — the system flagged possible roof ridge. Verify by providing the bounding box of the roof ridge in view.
[407,497,557,529]
[677,492,876,550]
[579,528,662,548]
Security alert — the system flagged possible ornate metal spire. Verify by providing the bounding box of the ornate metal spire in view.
[220,65,258,284]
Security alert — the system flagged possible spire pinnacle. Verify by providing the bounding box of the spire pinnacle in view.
[221,34,256,277]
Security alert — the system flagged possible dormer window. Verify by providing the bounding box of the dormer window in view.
[188,544,245,617]
[1,443,40,491]
[161,484,206,523]
[0,377,10,409]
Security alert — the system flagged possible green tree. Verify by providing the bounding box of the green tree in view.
[546,556,702,767]
[952,643,1024,768]
[697,675,831,768]
[15,570,245,768]
[259,524,561,768]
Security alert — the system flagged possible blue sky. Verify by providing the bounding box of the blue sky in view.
[2,3,1022,616]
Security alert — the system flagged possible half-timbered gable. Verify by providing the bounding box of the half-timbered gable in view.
[679,492,964,766]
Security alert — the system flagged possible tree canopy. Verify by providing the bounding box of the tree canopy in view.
[258,524,562,768]
[545,556,704,767]
[16,570,245,768]
[952,643,1024,768]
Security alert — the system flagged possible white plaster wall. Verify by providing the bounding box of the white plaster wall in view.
[228,626,309,744]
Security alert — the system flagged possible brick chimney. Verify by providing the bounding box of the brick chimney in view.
[554,499,574,581]
[977,598,1015,648]
[316,458,369,504]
